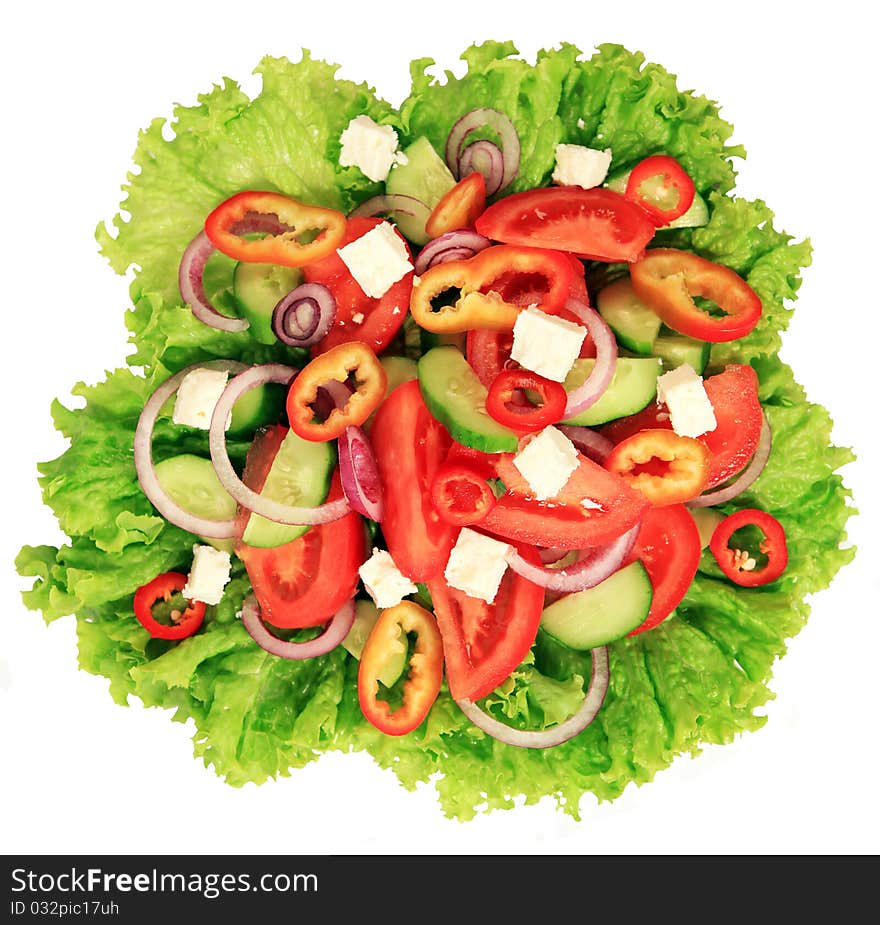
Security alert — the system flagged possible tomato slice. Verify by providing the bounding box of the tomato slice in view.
[371,379,458,581]
[427,545,545,702]
[625,504,701,635]
[475,186,656,263]
[480,451,649,550]
[601,364,763,488]
[425,171,487,238]
[303,216,413,356]
[236,470,366,629]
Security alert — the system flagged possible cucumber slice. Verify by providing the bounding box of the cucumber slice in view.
[154,454,237,552]
[420,329,467,355]
[605,168,709,229]
[386,137,455,245]
[689,507,725,549]
[597,277,662,355]
[379,355,419,397]
[228,383,285,436]
[233,262,303,345]
[562,357,662,426]
[417,346,519,452]
[652,333,711,374]
[341,600,408,688]
[240,429,335,548]
[540,561,653,649]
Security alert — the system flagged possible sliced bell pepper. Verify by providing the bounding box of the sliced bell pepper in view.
[486,369,567,433]
[430,461,497,526]
[629,248,762,342]
[410,245,575,333]
[357,601,443,736]
[425,171,487,238]
[133,571,206,640]
[625,155,696,226]
[709,508,788,587]
[286,341,387,442]
[204,191,347,268]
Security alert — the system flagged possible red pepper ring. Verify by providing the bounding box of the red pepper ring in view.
[357,601,444,736]
[204,191,347,268]
[430,462,497,526]
[133,571,206,641]
[286,341,387,442]
[625,155,696,226]
[709,507,788,587]
[630,248,763,343]
[486,368,567,433]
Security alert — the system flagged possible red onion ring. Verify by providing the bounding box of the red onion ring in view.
[241,594,355,660]
[557,425,615,464]
[179,231,249,333]
[208,364,351,526]
[561,297,618,419]
[271,282,336,347]
[134,360,246,538]
[338,426,383,522]
[687,411,773,508]
[352,193,431,226]
[505,522,640,593]
[455,645,610,749]
[458,139,505,197]
[445,108,520,195]
[414,230,493,274]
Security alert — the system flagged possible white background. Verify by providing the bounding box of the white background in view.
[2,0,877,856]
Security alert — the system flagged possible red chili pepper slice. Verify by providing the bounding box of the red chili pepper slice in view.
[625,155,696,226]
[486,369,567,433]
[709,508,788,587]
[425,172,487,238]
[133,571,206,640]
[430,462,497,526]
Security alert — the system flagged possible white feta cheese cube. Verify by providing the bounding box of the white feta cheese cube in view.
[338,115,403,183]
[358,548,418,609]
[512,426,579,501]
[552,144,612,189]
[510,306,587,382]
[443,529,513,605]
[656,363,717,438]
[182,544,232,606]
[337,221,413,299]
[172,367,230,431]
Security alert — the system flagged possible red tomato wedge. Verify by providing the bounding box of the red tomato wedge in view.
[625,504,701,635]
[427,545,545,702]
[601,364,763,488]
[371,380,458,581]
[303,216,413,356]
[475,186,656,263]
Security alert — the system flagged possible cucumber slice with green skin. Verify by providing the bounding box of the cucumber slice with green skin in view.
[597,277,662,355]
[540,561,653,650]
[605,169,709,229]
[240,429,335,548]
[233,262,303,345]
[562,357,662,426]
[341,600,408,688]
[154,454,237,552]
[380,355,419,396]
[386,137,456,245]
[228,383,285,436]
[418,346,519,453]
[652,333,711,374]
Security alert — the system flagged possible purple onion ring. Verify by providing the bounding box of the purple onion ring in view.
[272,282,336,347]
[241,594,356,660]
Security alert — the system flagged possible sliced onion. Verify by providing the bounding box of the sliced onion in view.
[179,231,250,333]
[241,594,355,660]
[505,522,640,593]
[688,411,773,508]
[414,229,493,274]
[352,193,431,227]
[557,425,615,464]
[272,283,336,347]
[458,139,505,197]
[561,297,618,418]
[456,646,610,749]
[209,364,351,525]
[538,547,569,565]
[445,108,520,195]
[134,360,246,538]
[338,426,383,521]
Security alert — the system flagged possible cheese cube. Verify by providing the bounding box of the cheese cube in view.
[444,529,513,604]
[337,221,413,299]
[338,115,404,183]
[358,548,418,609]
[552,144,613,189]
[512,426,579,501]
[172,368,230,430]
[182,544,232,606]
[510,306,587,382]
[656,364,717,438]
